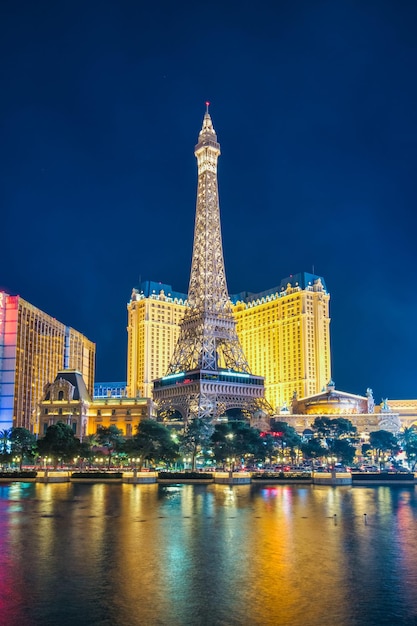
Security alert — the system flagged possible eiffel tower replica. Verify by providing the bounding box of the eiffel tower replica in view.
[153,105,270,424]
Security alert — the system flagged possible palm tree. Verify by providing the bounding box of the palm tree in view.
[398,426,417,470]
[0,428,11,455]
[79,433,99,467]
[0,428,11,468]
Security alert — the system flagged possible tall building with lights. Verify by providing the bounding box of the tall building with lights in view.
[127,281,187,399]
[0,292,95,432]
[233,272,331,411]
[127,273,331,413]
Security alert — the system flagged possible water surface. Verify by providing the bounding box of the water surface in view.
[1,482,417,625]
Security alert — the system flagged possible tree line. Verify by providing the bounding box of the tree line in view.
[1,416,416,471]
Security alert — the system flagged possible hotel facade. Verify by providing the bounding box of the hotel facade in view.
[127,272,331,413]
[0,292,95,432]
[38,370,153,440]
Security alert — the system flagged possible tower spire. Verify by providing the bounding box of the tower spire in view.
[153,106,270,423]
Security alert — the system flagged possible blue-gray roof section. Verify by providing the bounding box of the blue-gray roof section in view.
[45,370,92,402]
[137,280,188,301]
[135,274,327,306]
[230,272,328,304]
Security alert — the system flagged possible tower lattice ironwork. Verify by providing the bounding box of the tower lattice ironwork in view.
[153,106,270,424]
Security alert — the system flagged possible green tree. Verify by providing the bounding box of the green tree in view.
[271,421,302,464]
[0,428,11,454]
[312,417,357,443]
[0,428,12,468]
[310,417,357,467]
[126,420,179,470]
[398,426,417,470]
[211,421,264,469]
[329,418,357,440]
[312,417,333,439]
[301,438,327,466]
[37,422,80,468]
[10,427,37,470]
[369,430,398,468]
[403,440,417,471]
[361,442,372,459]
[96,426,125,469]
[260,433,279,467]
[180,418,213,470]
[330,438,357,465]
[71,433,99,468]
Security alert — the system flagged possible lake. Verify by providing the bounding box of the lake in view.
[1,481,417,625]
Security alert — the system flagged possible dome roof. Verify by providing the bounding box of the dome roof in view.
[293,383,368,415]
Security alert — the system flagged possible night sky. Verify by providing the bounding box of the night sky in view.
[2,1,417,402]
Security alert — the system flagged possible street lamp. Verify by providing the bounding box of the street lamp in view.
[227,457,235,473]
[132,457,140,476]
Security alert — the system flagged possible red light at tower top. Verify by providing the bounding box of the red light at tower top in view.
[205,101,210,112]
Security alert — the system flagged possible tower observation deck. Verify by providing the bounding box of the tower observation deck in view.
[153,106,270,424]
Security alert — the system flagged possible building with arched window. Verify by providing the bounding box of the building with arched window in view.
[38,370,154,439]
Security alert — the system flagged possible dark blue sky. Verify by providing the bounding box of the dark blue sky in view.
[1,0,417,401]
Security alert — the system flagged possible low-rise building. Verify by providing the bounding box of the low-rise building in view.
[38,370,154,439]
[284,381,402,436]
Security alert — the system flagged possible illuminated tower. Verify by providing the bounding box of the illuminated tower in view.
[153,105,269,423]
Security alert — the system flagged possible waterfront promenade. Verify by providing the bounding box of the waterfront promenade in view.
[1,469,415,486]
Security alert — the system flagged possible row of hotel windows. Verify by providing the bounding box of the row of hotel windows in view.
[97,409,131,416]
[43,408,145,416]
[42,421,77,435]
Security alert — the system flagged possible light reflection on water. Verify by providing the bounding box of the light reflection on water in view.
[1,483,417,625]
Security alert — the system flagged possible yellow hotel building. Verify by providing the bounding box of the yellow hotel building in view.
[127,282,187,400]
[0,292,95,432]
[127,273,331,412]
